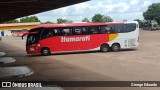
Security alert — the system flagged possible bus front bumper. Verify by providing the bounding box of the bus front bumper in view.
[26,45,41,54]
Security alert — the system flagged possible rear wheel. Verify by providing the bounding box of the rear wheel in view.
[111,44,120,52]
[41,48,51,56]
[100,44,109,52]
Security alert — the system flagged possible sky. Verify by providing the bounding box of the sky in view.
[34,0,159,22]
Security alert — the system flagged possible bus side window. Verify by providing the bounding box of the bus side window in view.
[73,28,82,35]
[82,27,88,35]
[96,26,102,34]
[100,25,115,34]
[114,24,125,33]
[88,27,98,34]
[41,28,54,39]
[101,26,108,34]
[53,29,59,36]
[126,23,136,32]
[60,28,72,36]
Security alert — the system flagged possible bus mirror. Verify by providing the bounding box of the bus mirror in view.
[22,34,26,40]
[21,33,28,40]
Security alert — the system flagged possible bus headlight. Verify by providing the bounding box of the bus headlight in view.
[37,44,41,47]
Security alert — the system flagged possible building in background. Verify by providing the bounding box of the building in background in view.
[0,22,41,36]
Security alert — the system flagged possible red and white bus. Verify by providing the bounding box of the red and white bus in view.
[25,21,139,55]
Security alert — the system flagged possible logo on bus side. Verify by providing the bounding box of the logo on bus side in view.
[61,35,90,42]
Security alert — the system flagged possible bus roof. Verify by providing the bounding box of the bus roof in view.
[30,22,128,30]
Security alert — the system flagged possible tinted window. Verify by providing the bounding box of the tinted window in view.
[60,28,72,36]
[41,28,54,39]
[27,28,43,45]
[125,23,136,32]
[74,28,82,35]
[88,27,98,34]
[73,27,88,35]
[114,24,126,33]
[27,35,38,44]
[81,27,88,34]
[101,25,115,34]
[53,29,59,36]
[114,23,136,33]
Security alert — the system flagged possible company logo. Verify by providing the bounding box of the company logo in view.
[61,35,90,42]
[2,82,11,87]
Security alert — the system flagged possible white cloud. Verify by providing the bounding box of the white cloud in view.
[34,0,158,22]
[131,0,138,5]
[140,0,152,12]
[143,0,151,7]
[107,0,112,4]
[117,2,129,13]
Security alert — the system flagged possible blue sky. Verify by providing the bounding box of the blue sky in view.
[33,0,159,22]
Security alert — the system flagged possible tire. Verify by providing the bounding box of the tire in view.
[41,48,51,56]
[100,44,109,52]
[111,44,120,52]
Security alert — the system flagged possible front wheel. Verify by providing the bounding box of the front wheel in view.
[100,44,109,52]
[41,48,51,56]
[111,44,120,52]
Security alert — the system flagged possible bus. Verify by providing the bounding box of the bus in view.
[25,21,139,55]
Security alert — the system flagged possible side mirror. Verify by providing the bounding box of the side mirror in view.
[22,34,26,40]
[21,33,29,40]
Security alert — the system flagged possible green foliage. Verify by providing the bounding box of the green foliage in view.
[57,18,73,24]
[20,16,40,23]
[143,3,160,24]
[134,19,143,28]
[6,19,19,23]
[43,21,54,24]
[92,14,113,22]
[82,17,90,22]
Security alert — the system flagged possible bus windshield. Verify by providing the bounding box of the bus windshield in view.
[26,28,43,45]
[27,34,39,45]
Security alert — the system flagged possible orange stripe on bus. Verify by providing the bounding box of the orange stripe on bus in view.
[109,34,119,42]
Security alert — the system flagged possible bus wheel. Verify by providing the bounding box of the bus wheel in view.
[100,44,109,52]
[41,48,51,56]
[111,44,120,52]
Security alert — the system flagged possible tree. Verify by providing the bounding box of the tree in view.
[82,17,90,22]
[143,3,160,24]
[43,21,54,24]
[102,15,113,22]
[20,16,40,23]
[57,18,73,24]
[92,14,113,22]
[5,19,19,23]
[134,19,143,28]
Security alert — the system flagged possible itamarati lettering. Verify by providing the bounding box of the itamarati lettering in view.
[61,36,90,42]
